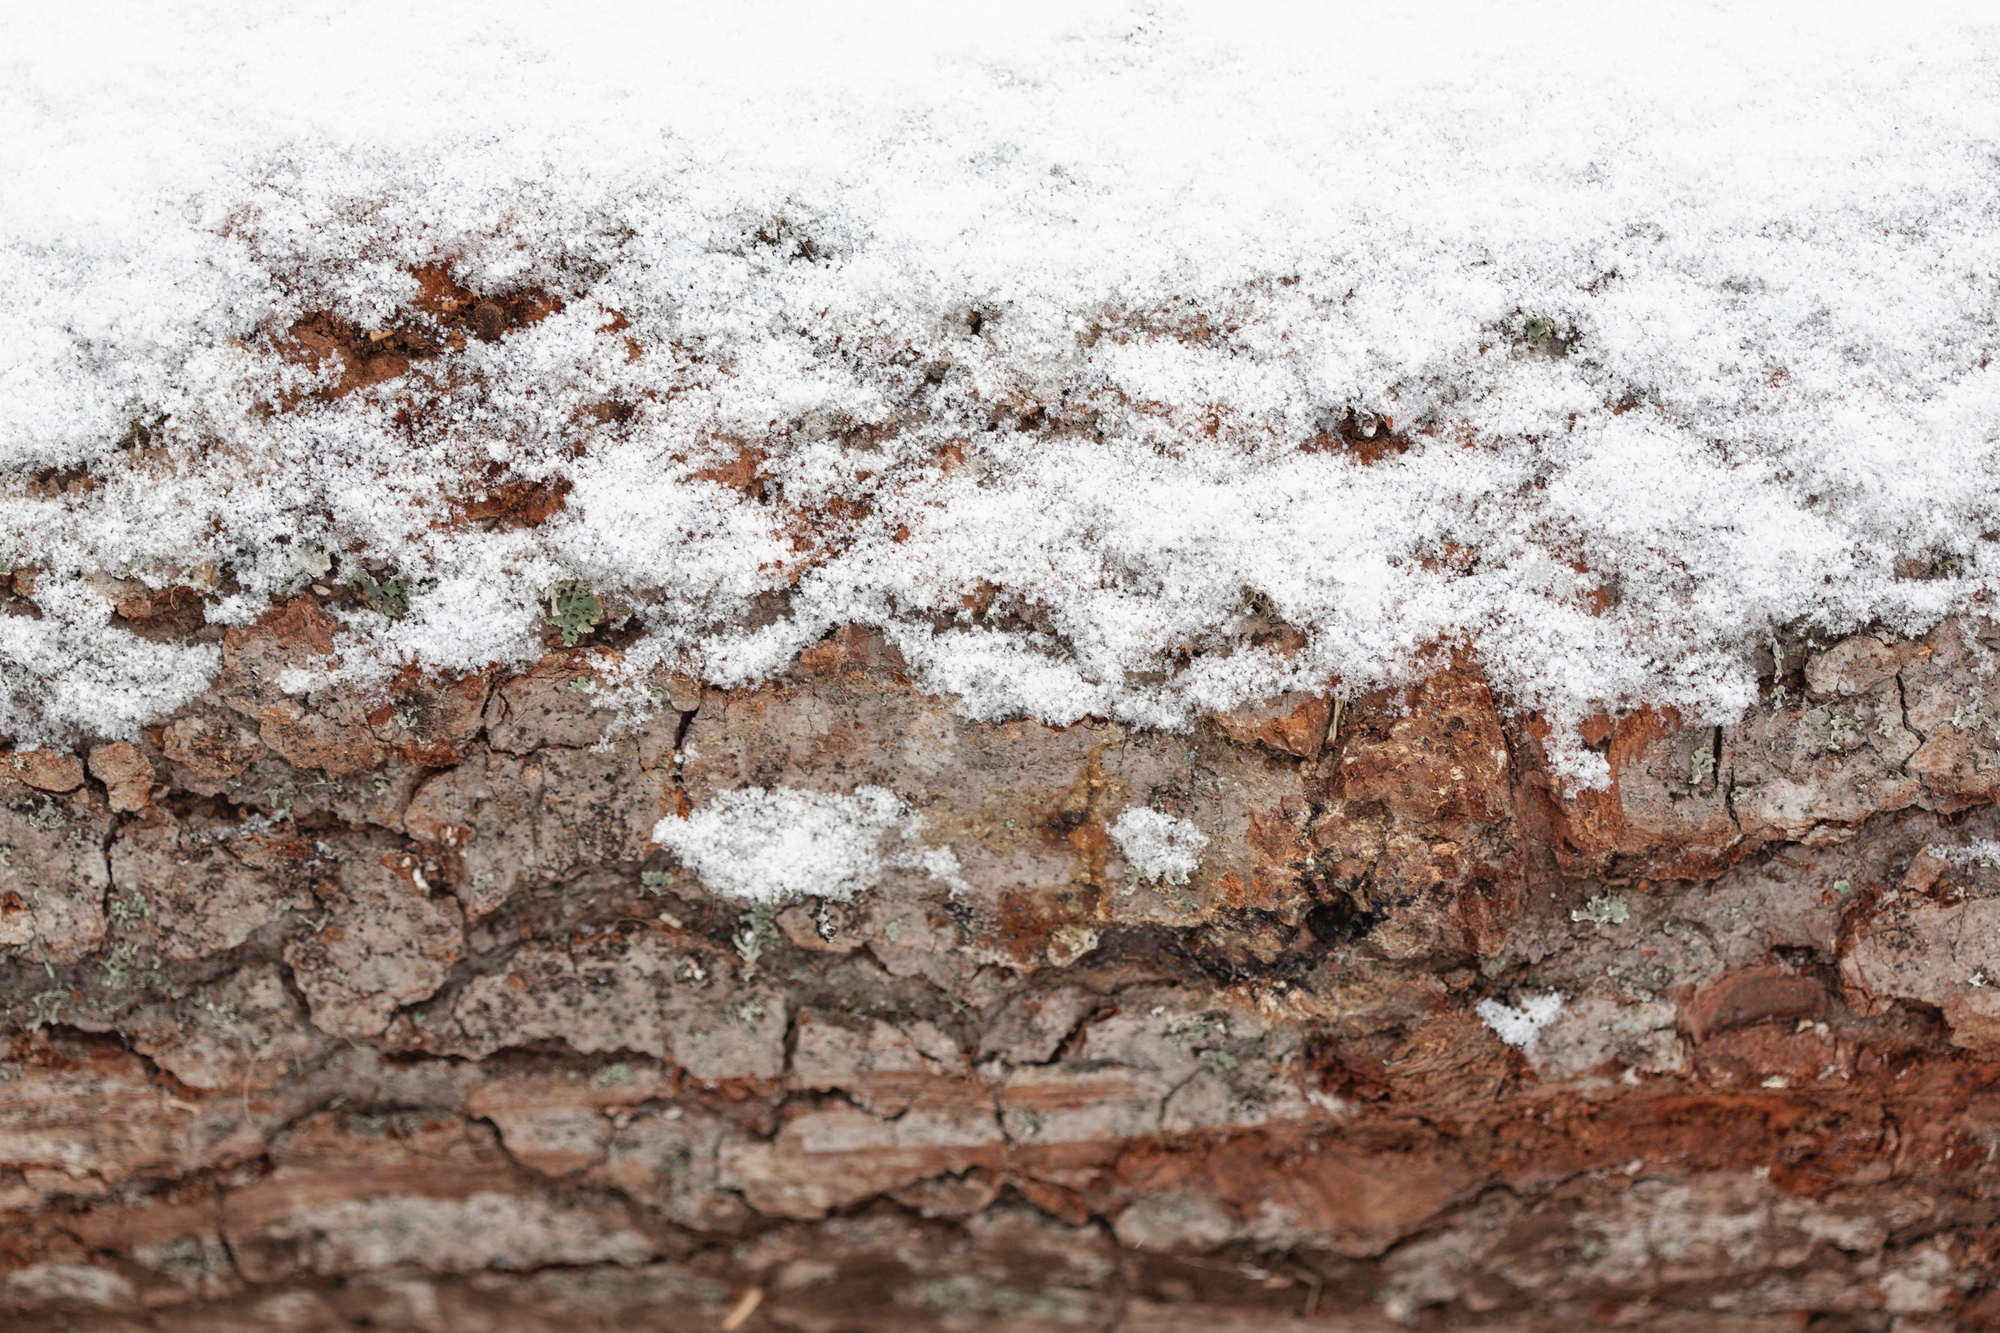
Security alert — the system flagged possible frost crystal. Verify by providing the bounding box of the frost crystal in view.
[1476,993,1567,1052]
[1110,808,1209,885]
[652,786,963,903]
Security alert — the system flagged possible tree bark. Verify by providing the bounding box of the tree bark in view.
[5,608,2000,1330]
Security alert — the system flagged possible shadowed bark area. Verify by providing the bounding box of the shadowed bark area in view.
[7,608,2000,1331]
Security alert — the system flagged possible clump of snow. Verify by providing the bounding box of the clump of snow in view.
[1476,993,1567,1052]
[1110,808,1209,885]
[652,785,963,903]
[5,4,2000,765]
[0,580,217,740]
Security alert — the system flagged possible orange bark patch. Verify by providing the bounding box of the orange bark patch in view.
[694,441,768,496]
[258,596,340,656]
[1245,801,1311,913]
[1330,667,1512,823]
[1210,692,1332,759]
[1,750,84,793]
[87,741,154,812]
[994,890,1069,965]
[450,474,572,530]
[1299,411,1413,467]
[1535,706,1740,879]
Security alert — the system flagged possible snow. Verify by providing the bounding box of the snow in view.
[1476,993,1567,1052]
[652,785,964,903]
[0,579,217,741]
[6,2,2000,772]
[1931,840,2000,871]
[1109,808,1210,885]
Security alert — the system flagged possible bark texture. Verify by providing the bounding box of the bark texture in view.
[7,604,2000,1330]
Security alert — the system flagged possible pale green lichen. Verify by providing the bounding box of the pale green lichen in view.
[545,581,604,646]
[1571,892,1629,926]
[1689,749,1715,786]
[347,567,411,619]
[732,900,780,976]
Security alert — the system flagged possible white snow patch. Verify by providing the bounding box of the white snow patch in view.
[4,4,2000,759]
[1476,993,1567,1052]
[1109,808,1209,885]
[1929,840,2000,871]
[652,785,964,903]
[0,580,217,740]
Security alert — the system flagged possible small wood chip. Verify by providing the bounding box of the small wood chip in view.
[719,1286,764,1331]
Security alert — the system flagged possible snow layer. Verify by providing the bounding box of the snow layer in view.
[6,2,2000,776]
[652,786,963,903]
